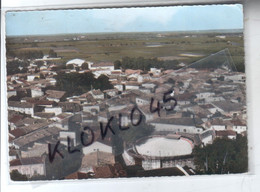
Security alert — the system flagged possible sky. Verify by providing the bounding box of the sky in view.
[6,4,243,36]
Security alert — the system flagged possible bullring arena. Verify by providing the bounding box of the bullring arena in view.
[126,134,195,170]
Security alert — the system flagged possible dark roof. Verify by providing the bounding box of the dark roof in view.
[46,90,65,99]
[8,101,34,108]
[216,130,236,137]
[212,101,243,112]
[199,104,215,109]
[230,118,246,126]
[94,165,115,178]
[10,128,27,138]
[8,114,23,124]
[65,172,89,179]
[34,112,55,119]
[136,167,185,177]
[91,89,103,96]
[10,157,43,166]
[200,130,215,140]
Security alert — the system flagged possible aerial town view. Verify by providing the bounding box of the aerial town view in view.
[5,5,247,181]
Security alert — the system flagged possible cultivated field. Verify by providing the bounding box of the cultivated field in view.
[6,31,244,71]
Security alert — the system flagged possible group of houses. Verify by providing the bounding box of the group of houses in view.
[7,56,247,179]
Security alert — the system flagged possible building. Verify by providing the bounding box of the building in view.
[10,157,46,178]
[45,90,66,102]
[8,101,34,116]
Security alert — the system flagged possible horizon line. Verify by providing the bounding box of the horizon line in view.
[6,28,244,38]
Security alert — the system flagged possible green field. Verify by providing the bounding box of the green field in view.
[6,31,245,71]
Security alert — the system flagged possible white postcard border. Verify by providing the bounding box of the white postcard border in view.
[1,0,260,192]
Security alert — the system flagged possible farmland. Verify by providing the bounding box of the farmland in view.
[6,30,244,71]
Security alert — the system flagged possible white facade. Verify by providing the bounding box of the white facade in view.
[31,88,44,98]
[142,159,161,170]
[59,131,77,146]
[8,105,34,116]
[27,75,36,81]
[46,97,60,102]
[201,135,213,145]
[114,84,123,91]
[44,107,62,116]
[204,96,225,103]
[93,70,112,78]
[196,92,215,100]
[108,105,127,112]
[232,125,247,134]
[137,75,151,83]
[83,105,100,114]
[125,85,139,90]
[211,125,226,131]
[90,65,114,71]
[142,83,156,89]
[7,90,17,98]
[10,163,46,177]
[66,58,85,67]
[136,97,150,106]
[151,123,197,133]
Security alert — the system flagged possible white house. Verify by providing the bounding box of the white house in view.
[44,107,62,116]
[150,117,203,133]
[8,101,34,116]
[66,58,85,67]
[31,87,44,98]
[27,74,38,82]
[7,90,17,98]
[137,74,151,83]
[89,89,104,100]
[59,131,77,146]
[21,143,48,158]
[92,70,112,78]
[10,157,46,177]
[231,119,247,134]
[83,104,100,114]
[210,119,227,131]
[90,62,114,71]
[136,96,150,106]
[196,92,215,100]
[125,82,140,90]
[46,90,65,102]
[83,141,112,155]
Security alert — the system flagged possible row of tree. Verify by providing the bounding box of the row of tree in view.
[7,49,57,60]
[114,57,180,71]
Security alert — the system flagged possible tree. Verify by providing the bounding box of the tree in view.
[193,135,248,174]
[49,49,57,58]
[81,62,89,70]
[7,60,29,75]
[114,60,122,70]
[35,60,44,67]
[40,73,46,79]
[66,64,74,69]
[54,72,113,96]
[10,170,28,181]
[94,74,113,91]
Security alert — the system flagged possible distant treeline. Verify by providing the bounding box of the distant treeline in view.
[7,50,44,60]
[114,57,180,71]
[55,72,113,97]
[7,49,57,60]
